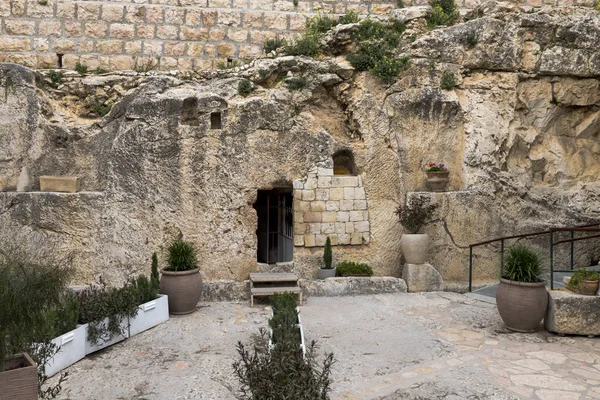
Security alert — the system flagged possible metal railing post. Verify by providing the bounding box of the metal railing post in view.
[500,238,504,275]
[469,246,473,292]
[550,231,554,290]
[570,230,574,270]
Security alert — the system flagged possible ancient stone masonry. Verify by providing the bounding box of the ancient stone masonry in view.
[0,0,595,71]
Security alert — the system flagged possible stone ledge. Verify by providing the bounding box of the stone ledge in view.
[300,277,407,297]
[40,176,80,193]
[545,289,600,336]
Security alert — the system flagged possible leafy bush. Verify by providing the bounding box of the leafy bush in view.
[397,0,405,7]
[306,12,339,36]
[338,10,359,25]
[269,293,300,347]
[440,70,457,90]
[165,239,198,272]
[93,101,112,117]
[48,70,64,88]
[238,79,253,96]
[503,245,543,283]
[94,66,109,74]
[396,197,438,234]
[466,30,479,49]
[45,294,80,339]
[129,274,159,306]
[151,252,160,289]
[568,268,600,291]
[75,61,88,76]
[336,261,373,276]
[264,37,287,53]
[284,35,320,57]
[427,0,459,28]
[323,237,333,269]
[286,76,308,91]
[370,56,410,84]
[347,43,388,71]
[217,59,241,69]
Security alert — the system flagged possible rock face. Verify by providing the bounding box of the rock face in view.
[545,289,600,336]
[402,263,444,292]
[0,5,599,286]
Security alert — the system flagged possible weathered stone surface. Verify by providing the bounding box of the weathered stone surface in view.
[39,176,80,193]
[403,263,444,292]
[388,5,431,23]
[545,289,600,336]
[0,176,6,191]
[300,277,407,297]
[200,279,250,301]
[16,166,31,192]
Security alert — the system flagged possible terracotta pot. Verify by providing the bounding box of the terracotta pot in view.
[159,268,203,314]
[426,171,449,192]
[575,280,599,295]
[318,268,336,279]
[0,353,38,400]
[496,278,548,333]
[401,233,430,264]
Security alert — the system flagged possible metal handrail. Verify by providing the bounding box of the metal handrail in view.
[468,222,600,292]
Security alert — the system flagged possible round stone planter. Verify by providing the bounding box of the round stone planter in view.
[426,171,449,192]
[318,268,336,279]
[159,268,203,315]
[401,233,430,264]
[496,278,548,332]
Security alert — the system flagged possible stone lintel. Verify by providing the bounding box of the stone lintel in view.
[40,176,80,193]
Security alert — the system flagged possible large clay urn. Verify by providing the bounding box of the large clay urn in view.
[160,268,203,314]
[496,278,548,332]
[401,233,430,264]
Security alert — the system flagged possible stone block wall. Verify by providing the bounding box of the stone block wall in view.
[293,166,370,248]
[0,0,595,71]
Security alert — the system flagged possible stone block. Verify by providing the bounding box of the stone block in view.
[321,223,335,234]
[336,212,349,222]
[355,187,366,200]
[349,211,364,222]
[137,25,156,40]
[322,211,337,223]
[315,188,329,201]
[17,167,31,192]
[102,5,125,22]
[318,176,332,188]
[329,187,344,201]
[0,177,7,191]
[301,277,407,297]
[110,24,136,39]
[304,176,317,189]
[338,234,351,245]
[402,263,444,292]
[315,234,328,246]
[304,234,316,247]
[239,45,262,58]
[350,232,363,245]
[217,43,236,57]
[298,201,311,212]
[340,199,354,211]
[335,222,346,234]
[294,235,304,246]
[355,221,370,233]
[353,200,367,210]
[219,10,242,27]
[328,235,338,245]
[308,223,321,234]
[39,176,80,193]
[157,25,179,40]
[545,290,600,336]
[301,190,315,201]
[5,20,35,36]
[243,12,263,28]
[317,167,333,176]
[345,222,354,233]
[304,212,321,223]
[311,201,325,212]
[202,10,218,26]
[343,187,355,200]
[293,211,304,223]
[0,38,30,52]
[294,222,307,235]
[145,6,164,23]
[332,176,359,187]
[325,201,339,211]
[263,13,288,30]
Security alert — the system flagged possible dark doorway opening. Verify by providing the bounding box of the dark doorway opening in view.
[254,188,293,264]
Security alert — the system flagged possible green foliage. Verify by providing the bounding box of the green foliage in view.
[165,239,198,272]
[397,0,405,7]
[129,275,159,306]
[466,30,479,49]
[269,293,300,347]
[217,59,241,69]
[336,261,373,276]
[48,70,64,88]
[151,252,160,290]
[44,294,80,339]
[133,55,158,73]
[93,100,112,117]
[75,62,88,76]
[440,70,457,90]
[306,12,339,36]
[94,66,110,74]
[284,35,320,57]
[427,0,459,28]
[396,196,438,234]
[293,0,298,6]
[370,56,410,84]
[323,237,333,269]
[38,0,48,5]
[238,79,253,96]
[286,76,308,91]
[568,268,600,291]
[503,245,543,283]
[596,1,600,11]
[347,43,388,71]
[264,37,287,53]
[338,10,359,25]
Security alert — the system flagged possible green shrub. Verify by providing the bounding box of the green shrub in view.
[338,10,360,25]
[45,294,80,339]
[286,76,308,91]
[75,61,88,76]
[238,79,253,96]
[151,252,160,289]
[370,56,410,84]
[323,237,333,269]
[48,70,64,88]
[397,0,406,7]
[306,12,339,36]
[94,66,109,74]
[130,274,159,306]
[503,245,543,283]
[427,0,459,28]
[93,101,112,117]
[269,293,300,347]
[396,196,438,234]
[336,261,373,276]
[440,70,457,90]
[284,35,320,57]
[568,268,600,290]
[466,30,479,49]
[217,59,241,69]
[166,239,198,272]
[347,43,388,71]
[264,37,287,53]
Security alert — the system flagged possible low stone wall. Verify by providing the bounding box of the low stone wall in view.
[545,289,600,336]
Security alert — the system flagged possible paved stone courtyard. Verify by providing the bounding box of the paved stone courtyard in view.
[51,293,600,400]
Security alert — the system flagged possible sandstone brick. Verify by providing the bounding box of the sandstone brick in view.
[110,24,135,39]
[318,3,334,12]
[311,201,326,212]
[349,210,364,222]
[249,0,273,10]
[78,3,100,20]
[64,22,82,37]
[187,42,204,56]
[325,201,339,211]
[165,8,185,24]
[346,3,369,14]
[217,42,236,57]
[194,58,214,70]
[219,10,241,27]
[208,0,231,7]
[40,176,80,193]
[185,9,202,25]
[145,6,164,23]
[302,190,315,201]
[238,44,262,58]
[353,200,367,210]
[143,41,163,55]
[5,20,35,36]
[289,13,306,30]
[62,54,79,69]
[136,24,156,39]
[160,56,178,69]
[315,188,329,201]
[343,187,355,200]
[315,234,328,247]
[338,233,351,245]
[344,222,354,233]
[4,53,35,67]
[337,211,349,222]
[263,13,288,30]
[334,222,345,234]
[294,211,304,223]
[332,176,359,187]
[304,234,316,247]
[226,28,247,42]
[78,55,100,68]
[0,1,10,17]
[294,235,305,247]
[304,176,317,189]
[294,222,307,235]
[273,0,295,11]
[322,212,337,223]
[125,6,145,23]
[57,2,76,19]
[97,40,123,54]
[125,41,142,54]
[178,57,194,69]
[204,44,216,57]
[157,25,179,40]
[210,28,227,41]
[243,11,263,28]
[308,223,321,234]
[78,39,95,53]
[164,41,186,56]
[38,20,61,36]
[110,55,134,70]
[322,222,335,234]
[298,200,311,212]
[53,39,76,53]
[329,187,344,201]
[202,10,217,26]
[85,22,108,38]
[304,212,321,223]
[355,221,370,233]
[36,54,56,68]
[11,0,26,17]
[318,167,334,176]
[233,0,248,7]
[372,4,395,14]
[351,232,363,245]
[33,38,49,52]
[354,187,366,200]
[181,26,208,40]
[318,176,332,188]
[250,30,276,44]
[102,4,125,22]
[27,1,54,18]
[340,199,354,211]
[334,3,347,13]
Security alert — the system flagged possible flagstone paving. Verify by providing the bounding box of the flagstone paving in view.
[50,292,600,399]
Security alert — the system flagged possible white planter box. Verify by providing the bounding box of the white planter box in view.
[44,324,87,377]
[128,295,169,337]
[83,317,128,355]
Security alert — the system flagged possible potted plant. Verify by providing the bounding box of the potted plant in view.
[336,261,373,277]
[318,237,336,279]
[128,258,169,336]
[425,162,449,192]
[396,196,438,264]
[160,239,203,314]
[567,268,600,295]
[0,247,72,399]
[496,245,548,332]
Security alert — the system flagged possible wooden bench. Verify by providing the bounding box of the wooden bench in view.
[249,272,302,307]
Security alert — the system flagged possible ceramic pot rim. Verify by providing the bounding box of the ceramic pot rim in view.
[160,268,200,276]
[499,277,547,287]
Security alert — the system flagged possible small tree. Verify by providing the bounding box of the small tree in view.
[396,197,438,234]
[151,252,160,290]
[323,237,333,269]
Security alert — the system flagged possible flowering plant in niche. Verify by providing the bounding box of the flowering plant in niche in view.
[426,163,448,172]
